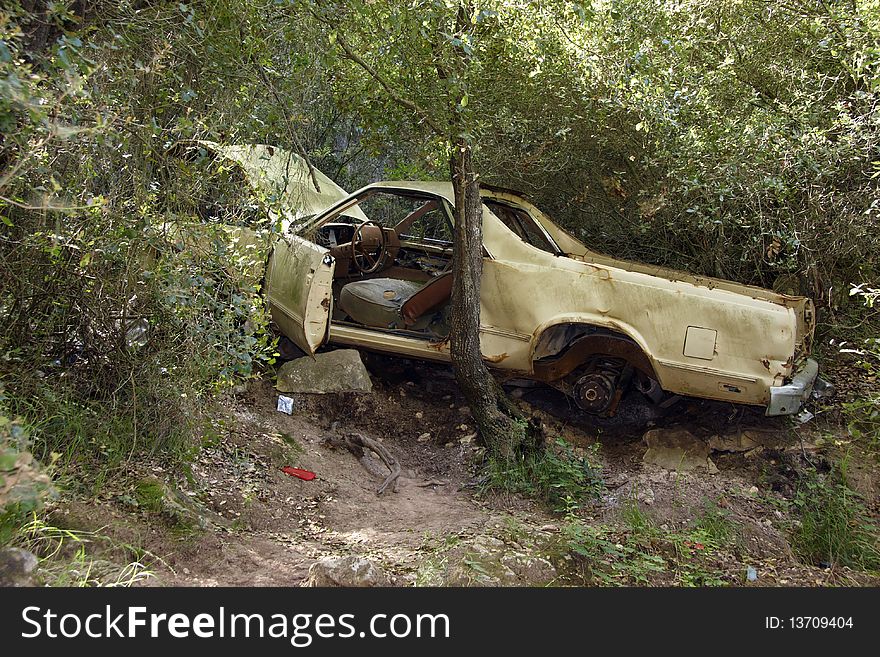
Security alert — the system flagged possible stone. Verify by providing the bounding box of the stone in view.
[134,477,225,530]
[0,547,38,587]
[443,535,559,587]
[500,553,558,585]
[307,555,389,587]
[276,350,372,394]
[637,487,656,504]
[708,432,761,453]
[741,429,788,449]
[642,428,713,472]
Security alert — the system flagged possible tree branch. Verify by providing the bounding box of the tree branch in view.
[250,55,322,194]
[308,6,445,137]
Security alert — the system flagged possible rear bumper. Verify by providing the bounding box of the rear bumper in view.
[766,358,820,416]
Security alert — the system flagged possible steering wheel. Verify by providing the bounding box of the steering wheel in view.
[350,220,388,274]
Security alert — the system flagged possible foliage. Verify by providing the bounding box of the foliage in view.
[0,1,316,469]
[0,410,54,544]
[471,1,880,305]
[485,438,603,511]
[11,515,156,586]
[564,498,736,586]
[790,458,880,570]
[843,285,880,452]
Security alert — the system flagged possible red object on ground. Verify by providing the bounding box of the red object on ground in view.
[282,466,316,481]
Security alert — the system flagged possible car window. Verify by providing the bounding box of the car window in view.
[484,200,558,255]
[396,200,452,244]
[319,190,453,245]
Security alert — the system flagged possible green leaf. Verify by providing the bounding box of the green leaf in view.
[0,450,18,471]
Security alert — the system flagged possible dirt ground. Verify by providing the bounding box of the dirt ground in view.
[48,351,880,587]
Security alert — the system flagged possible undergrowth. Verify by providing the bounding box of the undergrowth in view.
[790,458,880,571]
[562,497,737,586]
[10,515,157,587]
[485,438,604,512]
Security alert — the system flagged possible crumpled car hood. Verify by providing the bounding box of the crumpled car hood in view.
[197,140,365,224]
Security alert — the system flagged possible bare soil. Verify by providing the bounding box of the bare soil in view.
[49,352,880,587]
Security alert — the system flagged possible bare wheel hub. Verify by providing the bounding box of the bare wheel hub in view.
[573,371,617,414]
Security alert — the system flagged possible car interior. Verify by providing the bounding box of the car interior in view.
[311,191,456,340]
[308,189,560,342]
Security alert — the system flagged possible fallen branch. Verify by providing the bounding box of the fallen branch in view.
[324,424,400,495]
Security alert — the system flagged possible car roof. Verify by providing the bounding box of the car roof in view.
[363,180,531,204]
[363,180,456,201]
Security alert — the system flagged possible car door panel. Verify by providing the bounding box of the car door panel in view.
[267,235,335,355]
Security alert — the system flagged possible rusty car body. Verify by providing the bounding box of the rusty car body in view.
[179,142,823,417]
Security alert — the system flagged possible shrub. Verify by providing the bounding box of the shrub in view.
[486,438,604,512]
[791,459,880,571]
[0,409,54,544]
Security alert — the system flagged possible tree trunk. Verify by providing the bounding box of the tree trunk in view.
[448,139,540,463]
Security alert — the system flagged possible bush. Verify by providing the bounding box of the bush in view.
[0,410,54,544]
[0,4,282,469]
[791,460,880,571]
[486,438,604,512]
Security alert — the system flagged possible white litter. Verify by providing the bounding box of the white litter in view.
[277,395,294,415]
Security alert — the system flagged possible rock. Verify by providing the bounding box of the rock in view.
[276,350,372,394]
[741,429,788,449]
[444,536,558,587]
[500,553,557,584]
[307,555,389,587]
[0,547,38,587]
[446,560,518,587]
[708,432,761,453]
[134,477,224,531]
[642,428,713,472]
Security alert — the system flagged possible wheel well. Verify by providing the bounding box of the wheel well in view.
[531,323,657,383]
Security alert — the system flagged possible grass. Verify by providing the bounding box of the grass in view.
[790,457,880,571]
[561,496,738,586]
[693,500,736,547]
[413,533,462,586]
[10,514,158,587]
[484,438,604,512]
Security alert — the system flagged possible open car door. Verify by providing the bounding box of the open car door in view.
[266,236,336,355]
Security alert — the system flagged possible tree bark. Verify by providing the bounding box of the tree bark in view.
[448,139,540,463]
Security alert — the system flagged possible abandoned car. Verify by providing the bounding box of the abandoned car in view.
[171,142,824,417]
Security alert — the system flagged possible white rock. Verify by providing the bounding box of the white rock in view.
[307,556,388,587]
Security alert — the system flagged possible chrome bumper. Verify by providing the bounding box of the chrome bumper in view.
[766,358,822,416]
